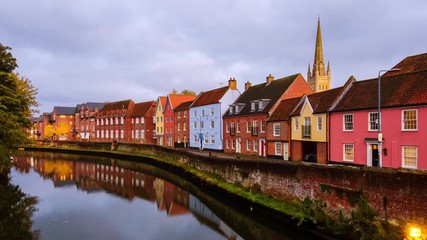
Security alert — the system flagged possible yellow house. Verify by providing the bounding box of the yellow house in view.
[154,96,166,146]
[291,87,343,163]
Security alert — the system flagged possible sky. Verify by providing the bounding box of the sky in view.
[1,0,426,114]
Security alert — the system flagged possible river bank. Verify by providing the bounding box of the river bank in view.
[21,143,411,239]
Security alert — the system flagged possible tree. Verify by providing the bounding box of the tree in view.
[181,89,196,95]
[0,44,38,172]
[44,122,71,141]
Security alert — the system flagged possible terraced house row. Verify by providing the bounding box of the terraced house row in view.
[30,20,427,170]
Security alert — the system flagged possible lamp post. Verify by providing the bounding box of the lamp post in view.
[378,68,400,167]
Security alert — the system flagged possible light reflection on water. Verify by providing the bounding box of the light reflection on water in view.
[10,152,323,240]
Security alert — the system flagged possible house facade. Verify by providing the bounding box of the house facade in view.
[154,96,166,146]
[74,102,104,141]
[33,112,51,140]
[223,74,313,157]
[51,106,75,141]
[95,99,135,143]
[163,94,196,147]
[329,54,427,169]
[266,97,302,160]
[174,100,193,148]
[131,101,156,144]
[291,87,344,163]
[189,79,240,151]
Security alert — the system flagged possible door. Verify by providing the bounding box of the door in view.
[259,138,266,157]
[284,142,289,160]
[236,137,241,154]
[372,144,379,167]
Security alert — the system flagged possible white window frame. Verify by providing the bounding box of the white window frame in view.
[121,117,124,124]
[210,135,215,144]
[368,112,378,131]
[317,116,323,131]
[200,121,204,129]
[275,142,282,156]
[140,117,144,124]
[253,140,258,152]
[246,140,251,151]
[294,118,299,131]
[402,109,418,131]
[210,120,215,129]
[246,121,251,133]
[402,146,417,169]
[183,122,186,131]
[236,122,241,133]
[343,114,354,131]
[210,108,214,115]
[193,121,197,129]
[226,122,230,133]
[204,135,209,144]
[141,130,144,139]
[260,121,266,133]
[121,130,124,139]
[136,117,139,124]
[178,112,181,118]
[273,123,280,136]
[343,144,354,162]
[226,139,230,149]
[132,130,134,139]
[178,123,181,131]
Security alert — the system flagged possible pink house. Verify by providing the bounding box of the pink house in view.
[329,53,427,169]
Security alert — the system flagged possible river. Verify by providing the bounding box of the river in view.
[5,151,326,240]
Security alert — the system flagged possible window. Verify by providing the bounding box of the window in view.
[210,121,214,129]
[343,144,354,161]
[193,135,198,143]
[136,130,139,138]
[136,118,139,124]
[178,123,181,131]
[156,117,159,123]
[193,122,197,129]
[121,117,124,124]
[252,121,258,134]
[204,135,209,144]
[294,118,299,131]
[141,130,144,139]
[178,112,181,118]
[105,118,109,125]
[110,118,113,125]
[121,130,124,139]
[170,127,173,133]
[253,140,258,152]
[106,130,109,138]
[402,146,417,168]
[273,123,280,136]
[317,116,323,131]
[101,119,104,125]
[229,106,234,114]
[132,130,134,139]
[210,108,214,115]
[260,121,266,132]
[258,101,264,110]
[193,110,197,117]
[200,121,204,129]
[140,117,144,124]
[236,122,241,133]
[402,109,417,131]
[96,130,99,138]
[226,139,230,149]
[132,118,135,124]
[368,112,378,131]
[170,116,173,122]
[231,139,235,149]
[246,121,251,132]
[201,110,205,116]
[210,135,215,144]
[115,117,118,124]
[246,140,251,151]
[101,130,104,138]
[303,117,311,137]
[184,111,187,117]
[343,114,354,131]
[165,128,168,133]
[96,119,99,126]
[275,142,282,155]
[251,102,256,111]
[183,122,186,130]
[226,122,230,133]
[111,130,114,138]
[165,116,168,123]
[115,130,118,139]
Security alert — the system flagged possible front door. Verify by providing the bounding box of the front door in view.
[284,142,289,160]
[372,144,379,167]
[259,138,266,157]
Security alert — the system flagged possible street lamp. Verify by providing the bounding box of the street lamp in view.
[378,68,400,167]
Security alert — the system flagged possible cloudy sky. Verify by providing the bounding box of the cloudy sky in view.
[2,1,426,114]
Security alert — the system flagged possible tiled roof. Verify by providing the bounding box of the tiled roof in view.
[332,70,427,112]
[132,101,155,117]
[268,97,302,122]
[53,106,75,115]
[382,53,427,77]
[100,99,133,112]
[308,87,344,114]
[158,96,166,109]
[191,86,229,107]
[174,100,193,111]
[75,102,105,113]
[166,94,196,110]
[223,74,300,117]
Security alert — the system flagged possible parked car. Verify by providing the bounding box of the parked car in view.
[303,152,317,162]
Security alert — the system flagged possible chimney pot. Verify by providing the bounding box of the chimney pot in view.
[245,81,252,91]
[266,74,274,85]
[228,77,237,90]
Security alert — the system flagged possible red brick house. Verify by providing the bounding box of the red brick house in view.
[74,102,105,141]
[163,94,196,147]
[266,97,303,160]
[173,100,193,148]
[223,73,313,157]
[33,112,51,140]
[51,106,75,141]
[131,100,156,144]
[95,99,135,143]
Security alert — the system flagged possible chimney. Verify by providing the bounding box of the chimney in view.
[245,81,251,91]
[228,77,237,90]
[266,74,274,85]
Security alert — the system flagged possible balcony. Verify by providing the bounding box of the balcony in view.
[252,126,258,136]
[302,125,311,138]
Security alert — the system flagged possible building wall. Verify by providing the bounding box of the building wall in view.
[174,109,190,148]
[291,140,303,161]
[330,106,427,169]
[155,100,165,146]
[51,113,75,141]
[189,103,223,150]
[291,101,327,142]
[266,121,290,159]
[282,75,314,100]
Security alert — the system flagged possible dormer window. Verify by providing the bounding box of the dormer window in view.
[229,106,234,114]
[250,102,257,112]
[258,99,270,111]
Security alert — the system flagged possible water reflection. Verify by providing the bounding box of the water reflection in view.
[11,152,323,240]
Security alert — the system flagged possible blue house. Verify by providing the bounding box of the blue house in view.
[189,78,240,150]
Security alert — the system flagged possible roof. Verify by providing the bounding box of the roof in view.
[382,53,427,77]
[53,106,75,115]
[100,99,133,112]
[132,101,155,117]
[223,74,301,117]
[174,100,194,111]
[166,94,196,110]
[75,102,105,113]
[332,70,427,112]
[308,87,344,114]
[268,97,302,122]
[191,86,229,108]
[157,96,167,109]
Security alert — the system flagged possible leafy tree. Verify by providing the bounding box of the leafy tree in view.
[44,122,71,141]
[0,44,38,172]
[181,89,196,95]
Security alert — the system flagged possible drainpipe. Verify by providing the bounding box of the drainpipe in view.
[326,107,330,164]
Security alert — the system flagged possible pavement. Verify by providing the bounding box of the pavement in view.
[178,147,282,162]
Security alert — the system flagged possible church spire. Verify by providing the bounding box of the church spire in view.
[313,17,325,76]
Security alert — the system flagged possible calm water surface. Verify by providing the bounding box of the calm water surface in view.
[9,151,324,240]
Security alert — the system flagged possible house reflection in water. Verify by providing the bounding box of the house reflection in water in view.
[13,153,241,239]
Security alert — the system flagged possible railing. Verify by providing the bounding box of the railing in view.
[302,125,311,138]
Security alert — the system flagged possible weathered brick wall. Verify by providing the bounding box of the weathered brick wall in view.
[44,141,427,226]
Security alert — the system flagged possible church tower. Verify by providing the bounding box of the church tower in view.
[307,18,331,93]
